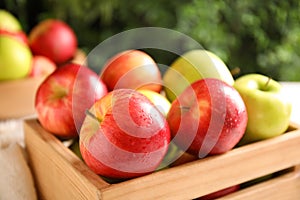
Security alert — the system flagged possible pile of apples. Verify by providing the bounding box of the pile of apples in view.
[1,9,292,199]
[6,8,288,193]
[0,9,82,81]
[35,45,292,183]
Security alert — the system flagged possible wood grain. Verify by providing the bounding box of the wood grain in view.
[25,120,109,200]
[24,120,300,199]
[0,77,44,120]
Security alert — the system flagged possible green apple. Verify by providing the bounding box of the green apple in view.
[0,35,32,80]
[234,74,292,145]
[0,9,22,32]
[163,49,234,101]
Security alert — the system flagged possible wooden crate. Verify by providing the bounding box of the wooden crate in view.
[24,119,300,200]
[0,77,44,120]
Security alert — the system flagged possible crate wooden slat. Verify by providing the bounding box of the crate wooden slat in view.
[0,77,44,120]
[24,119,300,200]
[24,119,109,200]
[223,168,300,200]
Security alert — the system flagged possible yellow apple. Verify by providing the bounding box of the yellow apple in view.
[163,49,234,102]
[0,9,22,32]
[0,35,32,80]
[137,89,171,117]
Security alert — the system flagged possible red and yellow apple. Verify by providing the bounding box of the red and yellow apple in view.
[79,89,170,179]
[100,50,162,92]
[35,63,107,138]
[29,55,56,78]
[29,19,77,64]
[163,50,234,102]
[0,35,32,80]
[167,78,247,157]
[137,89,184,169]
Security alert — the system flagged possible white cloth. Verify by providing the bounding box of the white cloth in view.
[0,120,37,200]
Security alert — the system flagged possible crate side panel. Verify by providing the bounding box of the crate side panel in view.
[101,126,300,199]
[0,77,43,119]
[25,120,105,200]
[222,169,300,200]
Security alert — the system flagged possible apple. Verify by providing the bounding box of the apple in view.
[79,89,170,179]
[136,89,184,169]
[29,19,77,64]
[167,78,247,157]
[100,50,162,92]
[137,89,171,116]
[198,185,240,200]
[29,55,57,78]
[71,49,87,66]
[35,63,107,138]
[0,35,32,80]
[234,74,292,145]
[0,9,22,32]
[169,152,197,167]
[0,29,28,44]
[69,140,82,160]
[163,49,234,102]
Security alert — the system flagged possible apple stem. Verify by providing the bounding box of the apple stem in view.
[230,67,241,76]
[85,109,100,122]
[263,77,272,90]
[180,106,190,111]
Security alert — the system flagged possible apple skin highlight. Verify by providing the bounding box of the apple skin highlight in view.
[79,89,171,179]
[35,63,107,138]
[167,78,248,157]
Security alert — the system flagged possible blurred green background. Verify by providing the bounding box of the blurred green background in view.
[1,0,300,81]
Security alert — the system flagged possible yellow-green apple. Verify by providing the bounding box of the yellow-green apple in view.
[0,35,32,80]
[167,78,247,157]
[29,55,56,78]
[0,9,22,32]
[35,63,107,138]
[163,50,234,102]
[29,19,77,64]
[100,50,162,92]
[137,89,171,116]
[234,74,292,145]
[79,89,170,179]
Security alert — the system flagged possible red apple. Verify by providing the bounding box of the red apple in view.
[29,55,56,78]
[0,29,28,45]
[198,185,240,200]
[35,63,107,138]
[100,50,162,92]
[167,78,247,157]
[29,19,77,64]
[79,89,170,179]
